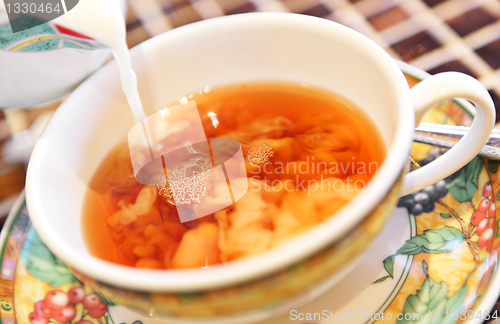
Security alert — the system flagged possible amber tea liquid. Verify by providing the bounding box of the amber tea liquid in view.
[82,81,386,269]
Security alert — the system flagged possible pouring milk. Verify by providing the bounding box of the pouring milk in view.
[53,0,146,122]
[53,0,206,195]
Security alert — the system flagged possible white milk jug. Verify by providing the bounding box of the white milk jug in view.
[0,0,125,108]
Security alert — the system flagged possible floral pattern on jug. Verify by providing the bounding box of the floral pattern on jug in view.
[0,0,114,53]
[0,14,104,52]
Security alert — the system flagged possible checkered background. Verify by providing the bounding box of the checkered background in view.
[2,0,500,319]
[124,0,500,110]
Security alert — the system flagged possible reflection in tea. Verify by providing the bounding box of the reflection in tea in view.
[82,82,386,269]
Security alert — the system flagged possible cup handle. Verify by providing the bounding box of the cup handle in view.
[401,72,496,197]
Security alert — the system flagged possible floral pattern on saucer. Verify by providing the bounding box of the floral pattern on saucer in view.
[372,74,500,324]
[0,203,131,324]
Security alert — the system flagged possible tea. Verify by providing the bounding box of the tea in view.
[82,81,386,269]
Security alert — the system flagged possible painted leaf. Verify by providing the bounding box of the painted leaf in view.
[373,276,389,283]
[446,157,483,203]
[384,255,396,278]
[439,213,452,219]
[441,285,467,324]
[399,276,447,324]
[398,262,452,324]
[397,227,465,255]
[374,255,396,282]
[422,260,428,275]
[20,227,79,286]
[376,227,464,283]
[95,291,116,307]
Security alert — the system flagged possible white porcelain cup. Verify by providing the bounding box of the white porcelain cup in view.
[26,13,495,323]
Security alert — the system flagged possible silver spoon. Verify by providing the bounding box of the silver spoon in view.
[414,123,500,160]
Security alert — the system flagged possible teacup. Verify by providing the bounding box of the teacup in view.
[26,13,495,323]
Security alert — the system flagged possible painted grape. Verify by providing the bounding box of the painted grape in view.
[397,180,448,215]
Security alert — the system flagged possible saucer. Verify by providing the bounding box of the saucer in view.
[2,63,500,324]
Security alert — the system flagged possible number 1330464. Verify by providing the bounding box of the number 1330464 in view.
[444,310,498,321]
[5,2,62,14]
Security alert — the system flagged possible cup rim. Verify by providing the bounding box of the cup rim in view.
[26,12,414,292]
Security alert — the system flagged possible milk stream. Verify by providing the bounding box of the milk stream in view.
[53,0,146,122]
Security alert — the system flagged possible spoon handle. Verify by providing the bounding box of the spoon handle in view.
[414,123,500,160]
